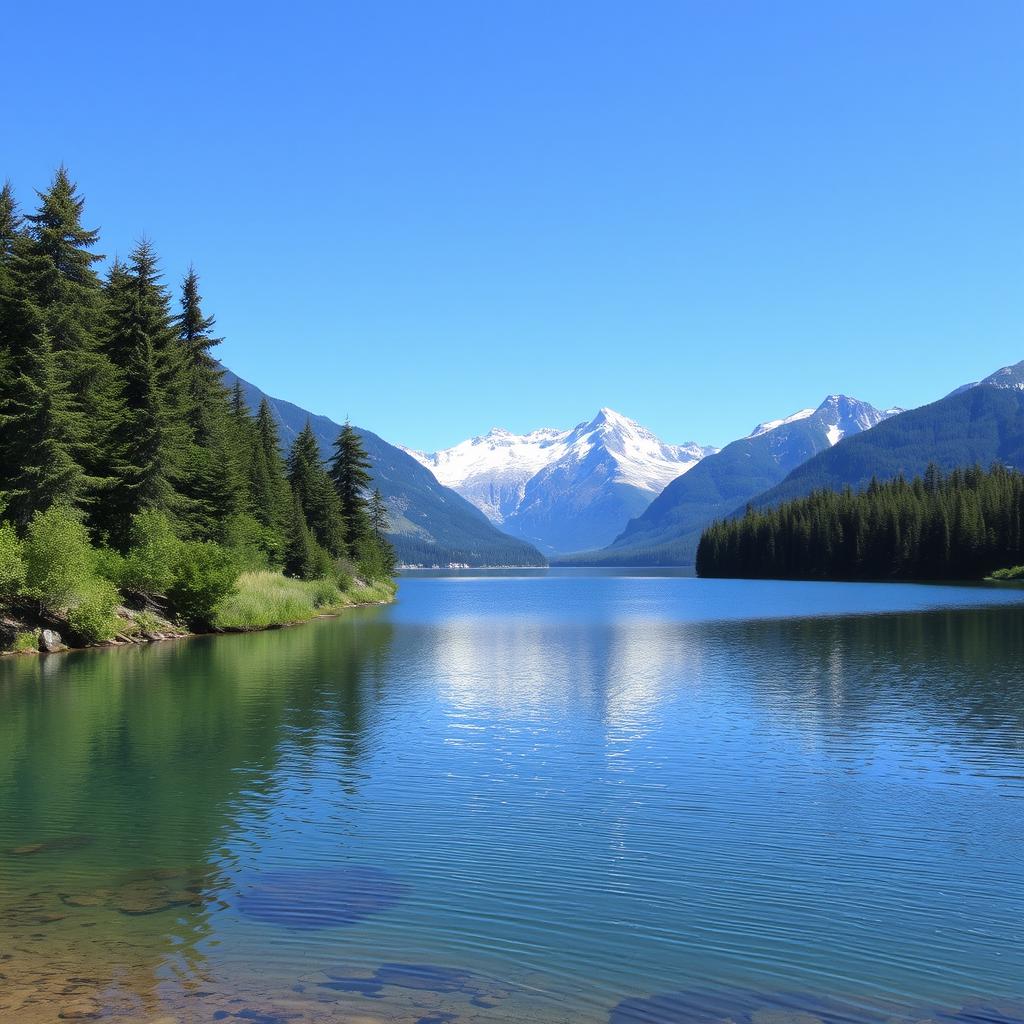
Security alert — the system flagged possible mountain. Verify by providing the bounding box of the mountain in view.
[405,409,715,554]
[558,395,896,566]
[747,360,1024,510]
[222,369,546,567]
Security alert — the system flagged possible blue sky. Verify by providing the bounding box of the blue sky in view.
[5,1,1022,451]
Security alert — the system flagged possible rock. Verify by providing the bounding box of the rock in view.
[39,629,68,653]
[58,998,102,1019]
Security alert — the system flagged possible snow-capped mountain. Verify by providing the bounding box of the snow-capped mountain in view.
[404,409,715,554]
[559,394,898,566]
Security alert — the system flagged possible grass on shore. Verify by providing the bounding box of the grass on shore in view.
[212,571,396,630]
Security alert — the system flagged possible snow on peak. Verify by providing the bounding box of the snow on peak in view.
[747,408,815,438]
[402,409,714,524]
[747,395,896,446]
[980,360,1024,391]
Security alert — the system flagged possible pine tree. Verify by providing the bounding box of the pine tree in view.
[253,399,291,532]
[0,325,89,527]
[173,267,246,535]
[328,421,372,555]
[0,181,22,263]
[5,169,118,521]
[288,421,346,557]
[100,240,195,544]
[284,488,318,578]
[369,488,389,537]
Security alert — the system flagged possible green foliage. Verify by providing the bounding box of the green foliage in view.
[289,421,346,557]
[119,508,181,594]
[0,521,26,599]
[167,541,239,626]
[213,570,341,629]
[67,577,121,644]
[697,464,1024,582]
[23,503,95,611]
[989,565,1024,581]
[10,629,39,653]
[220,512,278,570]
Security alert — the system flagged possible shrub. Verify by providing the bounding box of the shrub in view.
[67,578,122,644]
[221,513,280,571]
[990,565,1024,581]
[9,629,39,653]
[120,509,181,595]
[167,541,239,626]
[93,546,127,586]
[0,522,26,600]
[23,504,95,612]
[132,610,164,633]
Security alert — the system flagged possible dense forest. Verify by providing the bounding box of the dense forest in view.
[696,464,1024,581]
[0,168,395,647]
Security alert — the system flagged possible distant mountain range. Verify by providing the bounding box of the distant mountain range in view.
[557,395,898,566]
[224,356,1024,571]
[749,360,1024,511]
[223,369,546,567]
[404,409,715,554]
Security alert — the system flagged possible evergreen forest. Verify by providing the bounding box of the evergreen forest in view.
[0,169,395,648]
[696,464,1024,581]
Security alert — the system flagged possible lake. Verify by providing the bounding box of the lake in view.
[1,571,1023,1024]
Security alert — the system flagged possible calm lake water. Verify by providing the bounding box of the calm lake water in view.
[1,571,1023,1024]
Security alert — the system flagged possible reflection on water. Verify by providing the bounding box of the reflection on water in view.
[0,577,1022,1023]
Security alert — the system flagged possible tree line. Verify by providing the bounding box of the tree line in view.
[0,168,394,632]
[696,464,1024,581]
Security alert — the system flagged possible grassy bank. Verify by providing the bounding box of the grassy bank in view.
[213,571,397,629]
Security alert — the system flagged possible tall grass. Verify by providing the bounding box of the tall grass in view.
[212,572,395,629]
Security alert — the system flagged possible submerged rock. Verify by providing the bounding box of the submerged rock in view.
[609,988,885,1024]
[6,834,94,856]
[236,865,406,929]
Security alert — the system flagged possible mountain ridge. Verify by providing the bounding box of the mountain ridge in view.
[222,368,547,567]
[556,394,896,566]
[404,409,715,554]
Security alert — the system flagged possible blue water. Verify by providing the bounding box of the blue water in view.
[1,572,1022,1023]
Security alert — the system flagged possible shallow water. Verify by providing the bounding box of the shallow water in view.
[1,572,1023,1023]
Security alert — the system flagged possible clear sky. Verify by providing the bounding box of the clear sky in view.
[5,1,1022,451]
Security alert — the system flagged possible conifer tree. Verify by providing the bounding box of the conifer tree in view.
[8,169,118,518]
[288,421,346,556]
[328,421,372,555]
[173,267,246,533]
[0,325,89,527]
[0,181,22,262]
[284,489,318,578]
[253,399,291,531]
[100,240,195,544]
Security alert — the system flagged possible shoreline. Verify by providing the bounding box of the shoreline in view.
[0,590,397,661]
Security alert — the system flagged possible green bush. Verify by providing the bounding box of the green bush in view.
[0,522,26,600]
[93,546,127,585]
[120,509,181,595]
[8,629,38,653]
[67,578,122,644]
[167,540,239,626]
[221,513,281,571]
[990,565,1024,581]
[23,504,95,612]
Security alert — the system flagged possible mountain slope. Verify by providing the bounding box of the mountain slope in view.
[748,360,1024,511]
[406,409,714,554]
[223,369,546,566]
[558,395,895,566]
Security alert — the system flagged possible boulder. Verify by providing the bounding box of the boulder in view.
[39,629,68,653]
